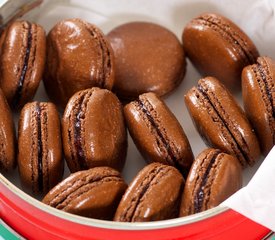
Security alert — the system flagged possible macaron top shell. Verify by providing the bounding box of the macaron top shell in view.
[114,163,184,222]
[18,102,63,194]
[242,56,275,155]
[0,20,46,109]
[183,13,259,90]
[62,87,127,172]
[0,89,15,171]
[185,77,260,167]
[44,18,115,108]
[124,92,193,176]
[107,22,186,100]
[43,167,127,220]
[180,148,242,216]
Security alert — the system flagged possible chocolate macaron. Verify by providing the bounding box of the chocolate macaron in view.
[43,167,127,220]
[62,87,127,172]
[124,92,193,176]
[114,163,184,222]
[44,18,115,108]
[107,22,186,101]
[185,76,261,167]
[242,56,275,156]
[0,20,46,109]
[0,89,16,172]
[182,13,259,90]
[18,102,63,194]
[180,148,242,216]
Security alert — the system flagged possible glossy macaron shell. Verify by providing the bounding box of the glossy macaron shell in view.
[0,89,16,171]
[62,87,127,173]
[180,148,242,216]
[114,163,184,222]
[242,56,275,156]
[185,76,261,167]
[44,18,115,108]
[18,102,64,194]
[182,13,259,90]
[124,92,193,176]
[107,22,186,101]
[0,20,46,109]
[42,167,127,220]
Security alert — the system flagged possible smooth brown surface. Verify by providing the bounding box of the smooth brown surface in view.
[43,167,127,220]
[18,102,64,194]
[0,20,46,109]
[124,92,193,176]
[114,163,184,222]
[0,89,16,172]
[242,56,275,156]
[62,87,127,172]
[180,148,242,216]
[43,18,114,109]
[107,22,186,101]
[185,76,261,167]
[182,13,259,90]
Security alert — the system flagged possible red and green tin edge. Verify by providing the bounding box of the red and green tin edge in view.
[0,174,270,240]
[0,1,271,239]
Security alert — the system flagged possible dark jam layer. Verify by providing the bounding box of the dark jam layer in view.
[257,63,275,137]
[12,22,32,107]
[197,83,249,165]
[137,99,184,173]
[36,102,43,192]
[74,94,87,169]
[194,150,221,213]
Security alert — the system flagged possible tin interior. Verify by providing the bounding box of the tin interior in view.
[0,0,263,230]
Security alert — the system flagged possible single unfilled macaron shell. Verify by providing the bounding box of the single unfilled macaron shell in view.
[242,56,275,156]
[107,22,186,101]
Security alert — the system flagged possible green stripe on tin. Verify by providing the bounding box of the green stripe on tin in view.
[0,221,20,240]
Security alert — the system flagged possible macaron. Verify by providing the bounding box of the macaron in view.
[180,148,242,216]
[43,167,127,220]
[107,22,186,101]
[18,102,64,194]
[0,20,46,109]
[124,92,193,177]
[242,56,275,156]
[62,87,127,173]
[182,13,259,90]
[114,163,184,222]
[0,89,16,172]
[185,76,261,167]
[44,18,115,109]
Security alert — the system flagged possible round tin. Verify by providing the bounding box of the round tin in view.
[0,175,270,240]
[0,0,271,239]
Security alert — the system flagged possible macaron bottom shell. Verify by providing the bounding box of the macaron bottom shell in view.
[114,163,184,222]
[180,148,242,216]
[42,167,127,220]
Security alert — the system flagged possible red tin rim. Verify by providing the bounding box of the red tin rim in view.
[0,173,271,240]
[0,173,228,229]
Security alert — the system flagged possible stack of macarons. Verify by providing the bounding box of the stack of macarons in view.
[0,11,273,222]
